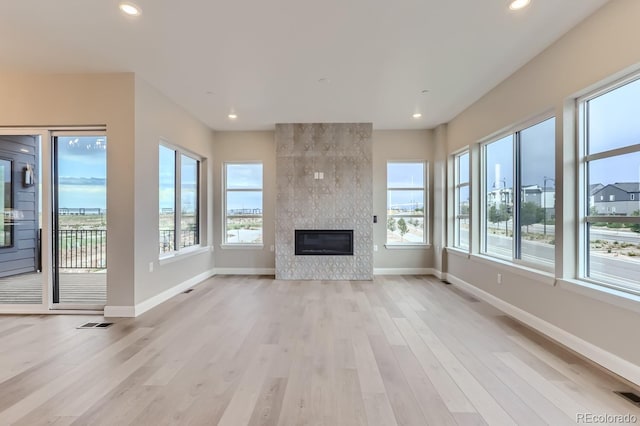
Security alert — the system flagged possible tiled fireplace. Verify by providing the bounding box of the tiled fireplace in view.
[275,123,373,280]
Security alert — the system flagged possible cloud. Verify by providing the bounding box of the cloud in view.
[58,177,106,186]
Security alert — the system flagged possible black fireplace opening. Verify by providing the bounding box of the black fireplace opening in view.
[295,230,354,256]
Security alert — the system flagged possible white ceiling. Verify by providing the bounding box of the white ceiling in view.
[0,0,607,131]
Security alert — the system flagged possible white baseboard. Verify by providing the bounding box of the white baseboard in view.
[104,305,136,318]
[374,268,436,276]
[214,268,275,275]
[431,269,445,280]
[447,273,640,387]
[104,268,216,318]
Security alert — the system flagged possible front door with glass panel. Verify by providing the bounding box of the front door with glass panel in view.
[52,135,107,306]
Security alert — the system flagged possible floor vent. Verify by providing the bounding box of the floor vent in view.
[78,322,113,329]
[183,289,194,294]
[614,391,640,406]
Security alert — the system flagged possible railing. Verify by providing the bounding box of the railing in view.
[58,229,107,269]
[57,228,198,265]
[159,229,199,254]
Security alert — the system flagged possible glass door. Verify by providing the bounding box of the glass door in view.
[0,133,44,306]
[52,134,107,307]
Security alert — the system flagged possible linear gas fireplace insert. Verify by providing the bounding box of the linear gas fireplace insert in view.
[295,230,354,256]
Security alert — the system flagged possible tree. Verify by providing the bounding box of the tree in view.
[521,202,545,232]
[397,218,408,241]
[387,217,396,232]
[631,210,640,234]
[488,204,508,225]
[489,204,510,235]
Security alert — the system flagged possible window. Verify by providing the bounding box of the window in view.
[224,163,263,244]
[454,151,470,250]
[180,155,199,249]
[580,75,640,294]
[386,161,427,245]
[0,159,12,248]
[482,117,555,269]
[159,144,200,255]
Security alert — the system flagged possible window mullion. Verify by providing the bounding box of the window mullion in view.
[514,133,522,260]
[174,151,182,251]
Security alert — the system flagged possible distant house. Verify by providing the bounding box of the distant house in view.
[487,187,513,209]
[589,183,604,210]
[487,185,556,214]
[522,185,542,206]
[592,182,640,215]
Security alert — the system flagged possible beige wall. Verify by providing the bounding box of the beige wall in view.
[212,129,435,271]
[133,77,216,304]
[0,72,136,306]
[371,129,434,270]
[212,131,276,269]
[444,0,640,368]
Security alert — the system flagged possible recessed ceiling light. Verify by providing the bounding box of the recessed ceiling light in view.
[119,2,142,16]
[412,113,422,119]
[509,0,530,11]
[228,113,238,119]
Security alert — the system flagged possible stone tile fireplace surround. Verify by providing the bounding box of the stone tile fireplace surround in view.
[275,123,373,280]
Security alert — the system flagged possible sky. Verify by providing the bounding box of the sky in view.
[387,162,425,210]
[159,146,199,212]
[225,163,263,211]
[485,118,555,191]
[588,78,640,187]
[57,136,106,209]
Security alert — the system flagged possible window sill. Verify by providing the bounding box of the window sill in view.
[468,253,556,286]
[159,246,210,265]
[557,279,640,315]
[446,247,471,259]
[384,243,431,250]
[220,243,264,250]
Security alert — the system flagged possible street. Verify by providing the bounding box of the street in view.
[458,227,639,283]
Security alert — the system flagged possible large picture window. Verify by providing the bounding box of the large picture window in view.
[580,76,640,294]
[454,151,469,250]
[159,144,200,255]
[482,117,555,269]
[224,163,263,245]
[386,161,427,245]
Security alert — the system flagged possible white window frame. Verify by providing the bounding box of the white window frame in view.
[577,72,640,296]
[480,115,556,273]
[223,161,264,247]
[159,141,202,258]
[454,150,470,251]
[385,160,429,247]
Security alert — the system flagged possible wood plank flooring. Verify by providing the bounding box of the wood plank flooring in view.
[0,275,638,425]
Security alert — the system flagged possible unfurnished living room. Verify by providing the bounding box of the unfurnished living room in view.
[0,0,639,424]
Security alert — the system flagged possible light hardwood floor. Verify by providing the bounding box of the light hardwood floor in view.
[0,275,638,425]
